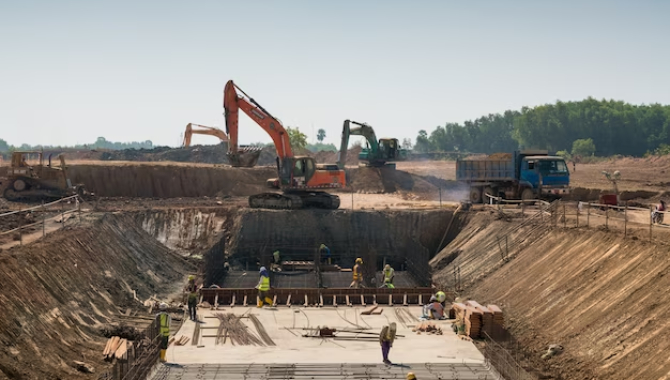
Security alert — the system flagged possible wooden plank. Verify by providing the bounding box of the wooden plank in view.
[360,294,366,306]
[304,294,309,306]
[373,294,377,305]
[419,294,423,305]
[371,308,384,315]
[107,337,121,358]
[273,295,277,307]
[360,305,378,315]
[243,295,248,307]
[214,295,219,310]
[114,339,128,360]
[346,295,351,307]
[286,294,292,307]
[388,294,393,306]
[230,294,236,307]
[102,338,113,357]
[403,294,408,306]
[333,295,337,307]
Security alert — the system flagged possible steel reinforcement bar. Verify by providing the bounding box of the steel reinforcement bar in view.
[200,287,440,307]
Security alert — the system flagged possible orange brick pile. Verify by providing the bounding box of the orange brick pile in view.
[452,300,504,339]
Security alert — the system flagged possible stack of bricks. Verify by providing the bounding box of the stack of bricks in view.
[464,307,483,338]
[466,301,494,337]
[487,304,504,327]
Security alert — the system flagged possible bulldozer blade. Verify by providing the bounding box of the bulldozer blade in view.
[227,147,262,167]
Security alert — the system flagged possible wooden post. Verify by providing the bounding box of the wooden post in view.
[42,201,46,237]
[18,205,23,246]
[650,207,653,243]
[624,202,628,238]
[60,199,65,228]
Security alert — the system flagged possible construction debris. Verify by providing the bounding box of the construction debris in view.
[249,314,276,346]
[413,322,443,335]
[173,335,190,346]
[360,305,378,315]
[72,361,95,374]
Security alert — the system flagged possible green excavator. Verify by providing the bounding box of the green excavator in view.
[336,120,409,169]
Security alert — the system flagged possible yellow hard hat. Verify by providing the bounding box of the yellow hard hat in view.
[188,275,195,281]
[384,264,391,271]
[406,372,416,380]
[356,258,363,264]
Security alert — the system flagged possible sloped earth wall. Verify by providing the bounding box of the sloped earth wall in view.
[0,214,191,380]
[432,212,670,380]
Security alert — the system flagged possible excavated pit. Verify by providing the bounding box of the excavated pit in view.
[203,209,462,287]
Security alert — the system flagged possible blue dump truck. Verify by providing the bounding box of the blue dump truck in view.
[456,150,570,203]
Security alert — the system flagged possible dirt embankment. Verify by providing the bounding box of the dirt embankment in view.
[0,214,190,380]
[432,212,670,380]
[68,164,276,198]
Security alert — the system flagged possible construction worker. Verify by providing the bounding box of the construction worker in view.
[424,297,445,319]
[156,303,170,363]
[319,244,332,264]
[256,266,273,307]
[186,275,198,321]
[381,264,395,288]
[349,258,363,288]
[406,373,417,380]
[379,322,397,365]
[272,250,282,271]
[436,290,447,308]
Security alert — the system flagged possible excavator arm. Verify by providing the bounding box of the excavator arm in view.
[182,123,229,147]
[224,81,292,165]
[337,120,380,168]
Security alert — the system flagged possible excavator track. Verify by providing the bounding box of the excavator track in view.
[248,191,340,210]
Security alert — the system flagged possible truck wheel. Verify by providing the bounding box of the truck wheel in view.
[483,187,496,203]
[521,188,535,204]
[469,187,482,204]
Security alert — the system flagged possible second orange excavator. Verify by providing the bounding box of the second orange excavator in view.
[224,80,345,209]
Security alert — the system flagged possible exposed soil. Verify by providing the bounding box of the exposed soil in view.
[432,211,670,380]
[0,213,191,379]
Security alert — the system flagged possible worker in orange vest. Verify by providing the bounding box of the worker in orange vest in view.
[349,258,363,288]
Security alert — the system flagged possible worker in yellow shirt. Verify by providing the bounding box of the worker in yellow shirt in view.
[256,267,273,307]
[349,258,363,288]
[381,264,395,288]
[155,303,170,362]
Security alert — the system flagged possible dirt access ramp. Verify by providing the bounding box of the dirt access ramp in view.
[0,214,190,380]
[432,211,670,380]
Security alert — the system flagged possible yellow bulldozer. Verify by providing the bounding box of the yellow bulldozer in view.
[0,151,87,201]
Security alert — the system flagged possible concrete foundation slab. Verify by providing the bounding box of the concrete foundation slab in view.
[159,307,497,379]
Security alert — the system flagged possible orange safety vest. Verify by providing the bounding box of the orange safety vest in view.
[353,264,361,280]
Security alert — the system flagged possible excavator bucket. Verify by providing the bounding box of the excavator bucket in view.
[227,147,263,167]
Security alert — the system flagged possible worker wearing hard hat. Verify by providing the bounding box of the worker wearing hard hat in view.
[349,258,363,288]
[379,322,397,365]
[381,264,395,289]
[272,250,282,272]
[156,303,170,362]
[256,267,273,307]
[406,372,417,380]
[186,275,198,321]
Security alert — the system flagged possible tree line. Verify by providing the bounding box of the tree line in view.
[414,98,670,157]
[0,136,153,152]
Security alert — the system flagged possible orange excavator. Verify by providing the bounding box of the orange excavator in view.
[224,80,345,209]
[182,123,262,167]
[182,123,228,147]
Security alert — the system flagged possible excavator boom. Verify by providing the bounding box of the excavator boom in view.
[182,123,229,147]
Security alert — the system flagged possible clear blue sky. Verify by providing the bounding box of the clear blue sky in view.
[1,0,669,148]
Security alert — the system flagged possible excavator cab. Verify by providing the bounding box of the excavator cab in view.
[290,156,316,186]
[379,138,400,160]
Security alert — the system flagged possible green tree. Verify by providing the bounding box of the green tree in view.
[414,130,431,152]
[287,127,307,150]
[0,139,9,152]
[317,128,326,143]
[571,138,596,157]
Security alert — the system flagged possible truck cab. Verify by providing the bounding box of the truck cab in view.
[519,155,570,199]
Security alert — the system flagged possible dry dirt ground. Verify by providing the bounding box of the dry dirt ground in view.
[432,211,670,380]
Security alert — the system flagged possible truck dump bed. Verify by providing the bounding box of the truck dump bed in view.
[456,157,516,182]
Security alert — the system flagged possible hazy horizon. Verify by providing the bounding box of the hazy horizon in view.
[1,0,669,148]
